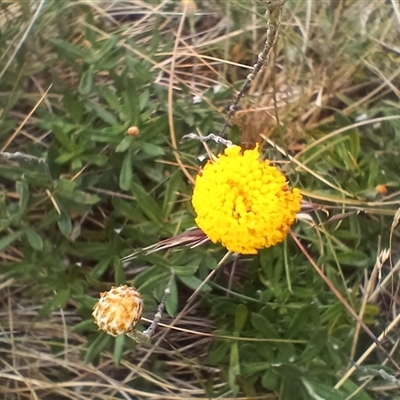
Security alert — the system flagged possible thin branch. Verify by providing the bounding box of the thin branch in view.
[220,0,287,138]
[182,133,233,147]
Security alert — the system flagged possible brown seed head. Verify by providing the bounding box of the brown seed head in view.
[92,285,143,337]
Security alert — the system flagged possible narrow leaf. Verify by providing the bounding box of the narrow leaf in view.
[85,333,112,363]
[25,226,44,251]
[113,334,125,366]
[0,231,23,252]
[16,181,29,215]
[57,210,72,238]
[234,304,248,334]
[119,151,133,191]
[130,178,164,225]
[116,135,134,153]
[78,68,94,95]
[165,278,178,317]
[113,257,126,285]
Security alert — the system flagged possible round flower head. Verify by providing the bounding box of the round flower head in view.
[191,144,302,254]
[92,285,144,337]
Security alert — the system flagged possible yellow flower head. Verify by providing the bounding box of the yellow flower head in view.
[92,285,143,337]
[191,145,302,254]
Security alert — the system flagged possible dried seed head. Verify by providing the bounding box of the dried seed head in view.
[92,285,144,337]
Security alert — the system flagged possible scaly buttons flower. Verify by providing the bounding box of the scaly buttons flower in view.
[191,145,301,254]
[92,285,144,337]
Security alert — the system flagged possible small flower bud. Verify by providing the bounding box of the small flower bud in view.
[375,184,388,195]
[127,126,139,137]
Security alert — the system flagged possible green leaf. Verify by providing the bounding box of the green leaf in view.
[87,102,119,126]
[287,304,317,338]
[71,155,82,170]
[25,226,44,251]
[72,319,97,333]
[115,135,134,153]
[113,334,125,366]
[63,91,84,124]
[135,266,169,293]
[99,86,124,115]
[78,68,94,95]
[85,126,126,143]
[113,257,126,285]
[139,89,150,111]
[96,35,120,61]
[137,142,165,157]
[234,304,248,334]
[241,361,271,375]
[251,312,280,339]
[141,254,172,270]
[179,275,212,292]
[130,178,164,225]
[229,341,240,395]
[90,256,113,279]
[70,190,101,205]
[39,288,71,317]
[73,295,97,310]
[349,130,360,160]
[54,179,76,198]
[174,259,200,277]
[55,152,77,164]
[336,251,371,267]
[50,38,87,59]
[165,277,178,317]
[73,241,115,260]
[209,340,230,364]
[16,181,29,216]
[119,151,133,191]
[57,209,72,238]
[54,288,71,308]
[262,368,278,390]
[51,123,76,151]
[341,380,373,400]
[112,197,147,223]
[0,231,23,252]
[82,154,108,166]
[122,77,141,126]
[85,333,112,363]
[162,171,181,216]
[276,343,297,363]
[302,379,348,400]
[297,329,327,365]
[280,375,304,400]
